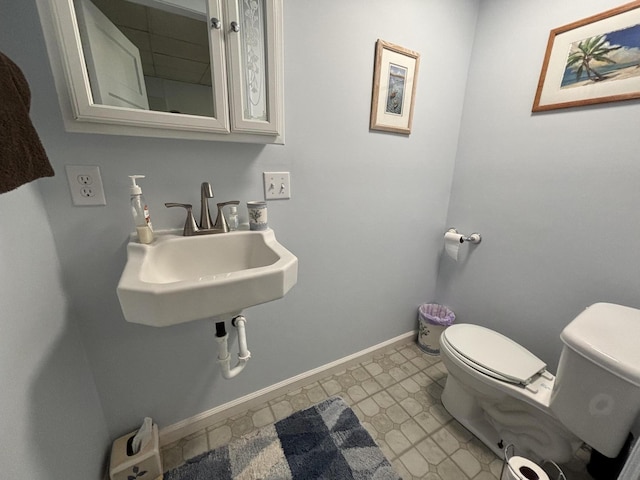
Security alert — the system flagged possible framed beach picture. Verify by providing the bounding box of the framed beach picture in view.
[533,1,640,112]
[370,40,420,134]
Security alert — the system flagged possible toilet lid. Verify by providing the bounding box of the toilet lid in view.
[443,324,547,385]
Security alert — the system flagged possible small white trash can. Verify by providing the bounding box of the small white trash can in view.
[417,303,455,355]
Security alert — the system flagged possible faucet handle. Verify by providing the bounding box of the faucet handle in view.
[165,203,199,236]
[214,201,240,232]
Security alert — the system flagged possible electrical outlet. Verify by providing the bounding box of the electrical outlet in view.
[78,175,92,185]
[80,186,96,197]
[263,172,291,200]
[65,165,106,206]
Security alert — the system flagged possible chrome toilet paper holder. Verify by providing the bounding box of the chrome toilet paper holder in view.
[447,228,482,244]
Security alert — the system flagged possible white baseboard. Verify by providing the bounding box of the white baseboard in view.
[159,330,417,446]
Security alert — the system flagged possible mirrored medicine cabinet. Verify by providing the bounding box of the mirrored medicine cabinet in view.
[35,0,284,143]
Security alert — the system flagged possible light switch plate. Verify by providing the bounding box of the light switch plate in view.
[263,172,291,200]
[65,165,106,206]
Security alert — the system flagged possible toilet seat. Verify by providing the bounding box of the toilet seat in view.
[442,324,547,386]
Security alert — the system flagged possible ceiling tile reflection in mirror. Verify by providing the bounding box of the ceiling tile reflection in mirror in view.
[76,0,214,117]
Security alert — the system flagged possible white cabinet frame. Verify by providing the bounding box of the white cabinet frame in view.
[35,0,284,144]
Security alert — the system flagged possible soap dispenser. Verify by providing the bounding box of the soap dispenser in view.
[129,175,153,244]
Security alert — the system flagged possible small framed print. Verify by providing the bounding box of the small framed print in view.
[370,40,420,134]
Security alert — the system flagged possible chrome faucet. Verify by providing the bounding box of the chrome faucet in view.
[200,182,214,230]
[165,182,239,236]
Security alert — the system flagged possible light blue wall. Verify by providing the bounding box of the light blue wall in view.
[0,182,109,480]
[2,0,480,457]
[436,0,640,370]
[1,4,110,480]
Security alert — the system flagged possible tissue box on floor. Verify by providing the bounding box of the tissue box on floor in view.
[109,423,162,480]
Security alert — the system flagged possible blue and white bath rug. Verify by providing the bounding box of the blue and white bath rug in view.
[164,396,401,480]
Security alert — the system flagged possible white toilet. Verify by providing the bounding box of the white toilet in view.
[439,302,640,464]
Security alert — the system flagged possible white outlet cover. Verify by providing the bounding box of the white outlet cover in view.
[65,165,106,206]
[263,172,291,200]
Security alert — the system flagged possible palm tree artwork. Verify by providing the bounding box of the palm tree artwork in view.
[565,34,621,83]
[561,24,640,89]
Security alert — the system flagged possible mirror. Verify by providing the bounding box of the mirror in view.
[75,0,215,117]
[36,0,284,143]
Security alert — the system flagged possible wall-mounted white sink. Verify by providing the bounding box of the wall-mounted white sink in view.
[117,229,298,326]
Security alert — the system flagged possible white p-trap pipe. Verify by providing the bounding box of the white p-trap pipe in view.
[215,315,251,379]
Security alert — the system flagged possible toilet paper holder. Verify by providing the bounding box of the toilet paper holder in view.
[447,228,482,244]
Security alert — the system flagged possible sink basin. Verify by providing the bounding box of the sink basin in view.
[117,229,298,326]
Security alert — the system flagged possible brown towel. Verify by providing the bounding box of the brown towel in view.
[0,51,54,194]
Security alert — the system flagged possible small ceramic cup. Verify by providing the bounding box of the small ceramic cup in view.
[247,201,268,230]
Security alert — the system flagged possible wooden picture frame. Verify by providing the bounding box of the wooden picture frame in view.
[370,40,420,134]
[533,1,640,112]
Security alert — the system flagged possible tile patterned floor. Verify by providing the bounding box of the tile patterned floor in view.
[161,341,593,480]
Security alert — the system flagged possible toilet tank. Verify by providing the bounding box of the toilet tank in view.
[550,303,640,458]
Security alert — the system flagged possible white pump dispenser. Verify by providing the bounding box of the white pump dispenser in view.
[129,175,153,244]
